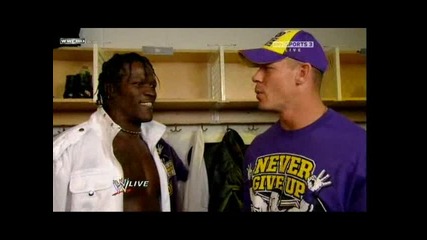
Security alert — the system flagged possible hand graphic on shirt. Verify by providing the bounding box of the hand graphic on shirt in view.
[247,164,253,180]
[307,170,332,192]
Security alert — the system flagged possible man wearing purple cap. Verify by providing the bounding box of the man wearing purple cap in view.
[239,30,366,212]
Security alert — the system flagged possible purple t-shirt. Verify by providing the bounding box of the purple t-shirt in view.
[243,109,366,212]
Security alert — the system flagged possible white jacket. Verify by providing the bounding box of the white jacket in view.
[53,107,170,211]
[183,128,209,211]
[163,128,209,211]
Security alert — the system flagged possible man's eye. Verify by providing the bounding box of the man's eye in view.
[134,82,156,88]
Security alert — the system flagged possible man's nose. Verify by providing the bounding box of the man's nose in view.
[142,87,156,98]
[252,69,262,83]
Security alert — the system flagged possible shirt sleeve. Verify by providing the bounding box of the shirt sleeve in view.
[53,141,72,211]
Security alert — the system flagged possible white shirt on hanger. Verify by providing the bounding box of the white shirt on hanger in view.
[183,128,209,211]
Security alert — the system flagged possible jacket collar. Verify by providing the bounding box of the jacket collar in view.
[91,107,166,152]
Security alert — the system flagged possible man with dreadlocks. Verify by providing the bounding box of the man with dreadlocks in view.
[53,52,187,212]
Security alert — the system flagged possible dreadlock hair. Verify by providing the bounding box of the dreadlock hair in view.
[96,52,159,106]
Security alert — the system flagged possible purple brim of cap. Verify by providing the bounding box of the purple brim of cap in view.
[238,48,286,65]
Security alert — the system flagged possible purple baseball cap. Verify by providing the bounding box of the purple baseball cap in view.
[238,30,328,73]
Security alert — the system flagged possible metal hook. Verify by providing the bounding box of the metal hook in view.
[201,124,208,132]
[170,125,182,132]
[248,124,259,131]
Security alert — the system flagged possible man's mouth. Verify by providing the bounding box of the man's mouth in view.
[140,102,153,108]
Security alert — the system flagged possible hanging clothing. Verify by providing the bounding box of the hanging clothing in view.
[162,128,207,211]
[182,128,209,211]
[162,128,194,166]
[188,128,248,212]
[156,139,188,212]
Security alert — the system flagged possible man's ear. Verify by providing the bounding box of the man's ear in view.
[295,63,311,86]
